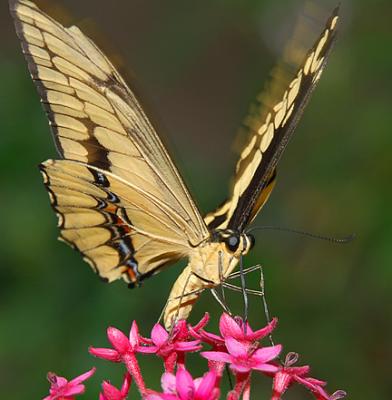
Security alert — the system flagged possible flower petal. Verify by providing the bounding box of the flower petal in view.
[173,320,188,340]
[225,337,248,357]
[194,329,224,346]
[191,313,210,331]
[176,369,195,400]
[120,373,132,396]
[108,327,131,354]
[161,372,176,394]
[247,318,278,341]
[129,321,139,348]
[303,377,327,387]
[295,376,327,393]
[145,394,170,400]
[201,351,232,364]
[136,345,159,354]
[102,380,122,399]
[175,340,202,352]
[195,370,216,399]
[253,344,282,363]
[253,362,279,373]
[284,366,310,376]
[151,324,169,347]
[62,384,86,397]
[89,347,121,362]
[69,368,96,386]
[230,363,251,374]
[219,313,243,339]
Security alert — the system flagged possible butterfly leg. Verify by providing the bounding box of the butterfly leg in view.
[239,255,249,327]
[257,265,276,347]
[230,264,277,349]
[227,264,263,280]
[221,282,264,296]
[210,288,232,315]
[217,250,231,314]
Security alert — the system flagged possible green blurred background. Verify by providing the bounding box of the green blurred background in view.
[1,0,391,398]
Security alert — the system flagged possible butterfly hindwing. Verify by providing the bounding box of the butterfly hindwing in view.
[40,159,190,285]
[205,8,339,232]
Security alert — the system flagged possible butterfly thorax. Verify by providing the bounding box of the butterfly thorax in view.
[188,230,255,285]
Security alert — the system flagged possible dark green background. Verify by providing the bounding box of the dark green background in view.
[1,0,391,398]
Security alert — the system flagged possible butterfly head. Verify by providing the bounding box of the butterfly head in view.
[188,230,255,286]
[211,229,255,257]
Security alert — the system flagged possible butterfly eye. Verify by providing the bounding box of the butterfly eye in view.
[226,235,240,252]
[248,234,255,250]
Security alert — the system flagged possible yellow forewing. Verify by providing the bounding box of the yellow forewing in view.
[10,0,208,248]
[205,8,339,231]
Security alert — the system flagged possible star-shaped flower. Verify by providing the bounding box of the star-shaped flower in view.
[139,321,201,356]
[191,313,277,350]
[89,322,140,362]
[138,320,201,372]
[271,353,347,400]
[43,368,95,400]
[90,321,147,396]
[202,336,281,374]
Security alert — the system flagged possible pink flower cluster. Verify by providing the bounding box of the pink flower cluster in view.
[43,313,346,400]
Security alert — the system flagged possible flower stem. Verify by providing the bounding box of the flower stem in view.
[123,353,147,396]
[242,375,251,400]
[227,372,250,400]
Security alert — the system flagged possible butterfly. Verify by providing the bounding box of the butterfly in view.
[10,0,339,328]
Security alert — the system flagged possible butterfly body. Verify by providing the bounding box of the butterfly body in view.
[164,231,253,325]
[10,0,339,329]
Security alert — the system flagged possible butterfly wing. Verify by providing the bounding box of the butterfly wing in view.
[10,0,209,283]
[40,159,193,285]
[205,8,339,232]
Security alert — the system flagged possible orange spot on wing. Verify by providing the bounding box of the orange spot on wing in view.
[104,204,117,213]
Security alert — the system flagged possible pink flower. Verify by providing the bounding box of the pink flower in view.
[43,313,346,400]
[138,319,202,372]
[99,373,131,400]
[271,353,347,400]
[138,321,201,358]
[147,368,219,400]
[219,314,277,344]
[202,337,281,374]
[43,368,95,400]
[90,321,147,396]
[191,313,277,350]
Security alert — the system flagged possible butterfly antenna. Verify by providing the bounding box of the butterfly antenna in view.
[258,266,276,348]
[246,225,355,244]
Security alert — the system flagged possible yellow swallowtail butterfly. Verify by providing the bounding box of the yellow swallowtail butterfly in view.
[10,0,339,328]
